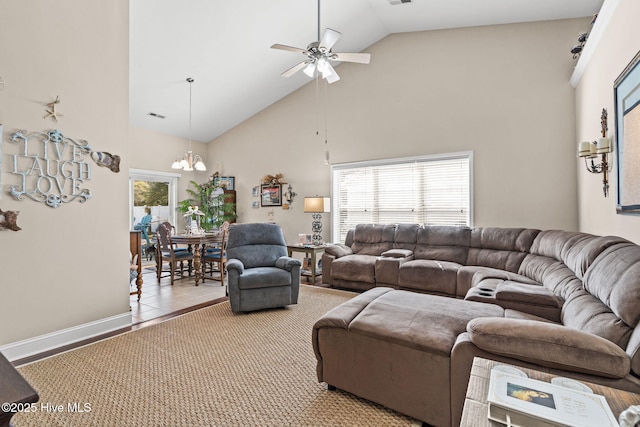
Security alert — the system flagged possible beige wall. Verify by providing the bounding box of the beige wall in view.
[0,6,603,350]
[210,18,587,244]
[0,1,129,346]
[576,0,640,244]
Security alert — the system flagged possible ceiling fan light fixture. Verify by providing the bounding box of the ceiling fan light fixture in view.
[303,62,316,77]
[317,58,329,75]
[271,0,370,84]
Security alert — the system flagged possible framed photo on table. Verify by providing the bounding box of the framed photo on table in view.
[214,176,235,190]
[261,184,281,207]
[614,49,640,214]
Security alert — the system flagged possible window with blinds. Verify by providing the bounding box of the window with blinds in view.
[331,152,472,243]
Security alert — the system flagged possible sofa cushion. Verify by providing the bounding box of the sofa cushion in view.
[414,226,470,265]
[399,259,460,295]
[394,223,419,251]
[351,224,396,256]
[324,243,353,258]
[466,227,539,273]
[563,235,628,280]
[583,243,640,328]
[467,317,630,378]
[332,254,377,284]
[236,266,292,289]
[518,254,584,300]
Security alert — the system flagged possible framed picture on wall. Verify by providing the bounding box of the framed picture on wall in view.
[614,49,640,214]
[214,176,235,190]
[261,184,282,207]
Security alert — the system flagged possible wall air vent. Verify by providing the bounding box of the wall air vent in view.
[147,112,166,119]
[388,0,412,4]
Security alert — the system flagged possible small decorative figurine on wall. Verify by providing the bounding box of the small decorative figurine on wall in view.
[44,96,64,121]
[91,151,121,173]
[0,208,21,231]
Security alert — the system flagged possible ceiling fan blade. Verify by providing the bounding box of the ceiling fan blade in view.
[271,44,307,55]
[332,52,371,64]
[319,28,341,51]
[281,61,309,78]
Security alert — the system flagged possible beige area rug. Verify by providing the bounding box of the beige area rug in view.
[15,285,417,426]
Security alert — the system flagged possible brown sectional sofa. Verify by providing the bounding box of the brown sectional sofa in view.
[313,224,640,426]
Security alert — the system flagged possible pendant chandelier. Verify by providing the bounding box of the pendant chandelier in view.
[172,77,206,172]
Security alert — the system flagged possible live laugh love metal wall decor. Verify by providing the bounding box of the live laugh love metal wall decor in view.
[4,128,120,208]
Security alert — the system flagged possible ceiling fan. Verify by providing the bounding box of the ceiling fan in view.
[271,0,371,84]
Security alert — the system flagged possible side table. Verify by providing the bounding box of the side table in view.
[286,244,325,283]
[461,357,640,426]
[0,352,39,427]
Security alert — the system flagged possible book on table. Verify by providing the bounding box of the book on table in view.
[487,369,619,427]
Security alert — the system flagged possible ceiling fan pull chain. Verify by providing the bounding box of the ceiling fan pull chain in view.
[315,75,320,136]
[317,0,321,42]
[324,77,328,145]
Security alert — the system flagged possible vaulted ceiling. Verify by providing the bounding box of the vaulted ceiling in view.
[129,0,603,143]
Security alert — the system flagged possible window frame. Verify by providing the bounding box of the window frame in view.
[129,168,181,230]
[330,151,474,243]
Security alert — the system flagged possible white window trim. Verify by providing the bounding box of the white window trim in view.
[330,151,474,243]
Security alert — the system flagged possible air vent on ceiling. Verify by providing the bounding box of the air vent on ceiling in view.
[147,112,166,119]
[388,0,412,4]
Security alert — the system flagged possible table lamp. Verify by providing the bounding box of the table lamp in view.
[303,196,330,245]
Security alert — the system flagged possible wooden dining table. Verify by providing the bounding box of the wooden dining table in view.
[171,233,222,286]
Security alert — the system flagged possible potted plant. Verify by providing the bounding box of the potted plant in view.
[179,180,237,231]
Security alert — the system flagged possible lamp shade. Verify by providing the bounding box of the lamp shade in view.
[578,141,597,158]
[596,137,611,154]
[304,197,330,213]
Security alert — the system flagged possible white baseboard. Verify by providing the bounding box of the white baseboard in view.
[0,312,132,362]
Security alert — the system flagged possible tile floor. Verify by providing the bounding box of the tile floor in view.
[129,259,324,325]
[129,264,227,324]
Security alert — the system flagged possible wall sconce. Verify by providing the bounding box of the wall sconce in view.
[284,184,297,203]
[577,108,612,197]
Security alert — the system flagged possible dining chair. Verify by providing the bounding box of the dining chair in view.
[202,221,229,286]
[156,223,194,285]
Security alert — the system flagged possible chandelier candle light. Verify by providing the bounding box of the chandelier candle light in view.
[304,196,330,245]
[172,78,206,172]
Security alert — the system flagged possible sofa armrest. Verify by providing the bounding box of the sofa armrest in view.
[495,281,561,307]
[381,249,413,258]
[324,243,353,258]
[275,256,302,272]
[466,317,630,378]
[375,254,414,286]
[226,258,245,275]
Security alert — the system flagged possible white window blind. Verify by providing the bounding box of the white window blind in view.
[331,152,472,243]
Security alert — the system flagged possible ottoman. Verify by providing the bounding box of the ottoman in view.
[312,287,504,426]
